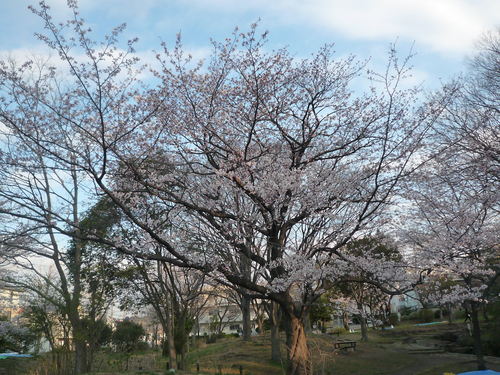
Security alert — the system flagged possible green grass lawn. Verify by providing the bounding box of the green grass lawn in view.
[182,324,500,375]
[11,321,500,375]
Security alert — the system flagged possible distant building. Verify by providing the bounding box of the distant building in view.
[0,285,24,321]
[390,291,422,314]
[194,292,260,336]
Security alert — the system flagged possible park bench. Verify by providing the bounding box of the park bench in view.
[333,340,357,351]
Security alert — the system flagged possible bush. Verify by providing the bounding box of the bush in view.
[388,313,399,326]
[329,328,347,335]
[206,335,217,344]
[403,310,421,321]
[486,301,500,320]
[136,341,150,352]
[457,334,474,348]
[418,309,434,323]
[483,335,500,356]
[483,306,500,356]
[112,320,146,353]
[399,306,417,317]
[454,309,466,320]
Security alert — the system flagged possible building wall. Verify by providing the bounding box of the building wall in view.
[0,287,23,321]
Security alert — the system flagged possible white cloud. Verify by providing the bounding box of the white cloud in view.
[185,0,500,54]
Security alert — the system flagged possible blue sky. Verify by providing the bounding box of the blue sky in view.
[0,0,499,89]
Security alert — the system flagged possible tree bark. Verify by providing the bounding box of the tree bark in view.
[175,310,188,370]
[304,313,312,334]
[470,302,486,370]
[167,302,177,370]
[360,315,368,342]
[342,311,350,331]
[73,337,88,374]
[241,293,252,341]
[284,314,312,375]
[270,301,281,363]
[358,304,368,342]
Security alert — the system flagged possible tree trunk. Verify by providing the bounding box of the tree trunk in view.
[270,301,281,362]
[74,339,88,374]
[304,313,312,334]
[284,314,312,375]
[175,311,188,370]
[167,303,177,370]
[342,312,350,331]
[358,304,368,342]
[360,316,368,342]
[447,304,453,324]
[257,315,265,335]
[470,302,486,370]
[241,293,252,341]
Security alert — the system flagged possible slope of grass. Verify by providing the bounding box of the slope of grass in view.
[185,325,500,375]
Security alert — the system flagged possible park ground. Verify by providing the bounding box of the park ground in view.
[3,321,500,375]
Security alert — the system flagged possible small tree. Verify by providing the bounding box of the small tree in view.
[309,295,333,333]
[112,320,145,353]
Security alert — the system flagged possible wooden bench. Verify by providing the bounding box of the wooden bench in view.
[333,340,357,351]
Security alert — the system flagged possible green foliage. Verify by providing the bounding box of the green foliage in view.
[330,327,347,335]
[388,313,399,326]
[483,301,500,356]
[209,314,222,335]
[174,316,194,353]
[454,309,466,319]
[401,309,420,321]
[22,304,54,341]
[346,235,402,262]
[68,197,124,309]
[486,300,500,320]
[80,318,113,348]
[112,320,146,353]
[310,294,334,327]
[399,306,417,317]
[418,309,434,323]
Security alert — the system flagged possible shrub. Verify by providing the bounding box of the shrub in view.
[457,334,474,348]
[454,309,466,320]
[206,335,217,344]
[418,309,434,323]
[399,306,417,317]
[388,313,399,326]
[329,328,347,335]
[483,336,500,356]
[136,341,150,352]
[112,320,146,353]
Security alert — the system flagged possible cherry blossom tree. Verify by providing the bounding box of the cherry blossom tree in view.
[0,2,452,374]
[404,161,498,369]
[403,30,499,370]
